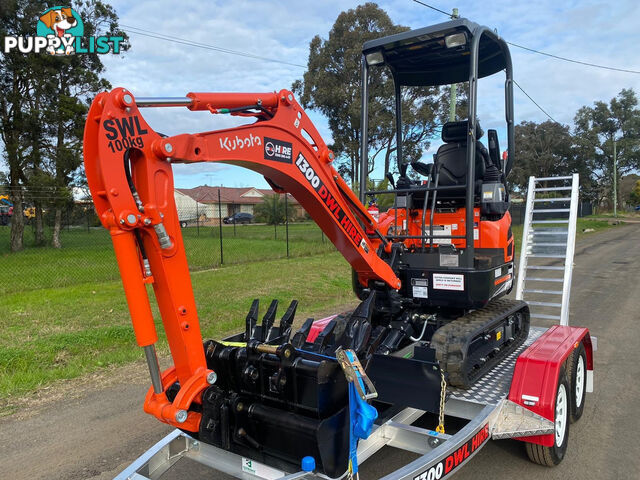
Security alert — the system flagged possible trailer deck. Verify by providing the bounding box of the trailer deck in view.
[115,327,558,480]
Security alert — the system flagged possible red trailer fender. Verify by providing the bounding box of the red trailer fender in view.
[508,325,594,446]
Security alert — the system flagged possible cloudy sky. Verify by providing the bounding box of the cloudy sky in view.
[40,1,640,188]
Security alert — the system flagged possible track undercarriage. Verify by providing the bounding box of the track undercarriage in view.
[431,298,530,388]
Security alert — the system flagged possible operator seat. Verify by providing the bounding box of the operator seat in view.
[435,120,488,199]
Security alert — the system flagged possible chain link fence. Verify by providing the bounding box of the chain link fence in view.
[0,183,599,296]
[510,200,594,225]
[0,190,335,295]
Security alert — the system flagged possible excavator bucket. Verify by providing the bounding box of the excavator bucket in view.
[192,296,381,477]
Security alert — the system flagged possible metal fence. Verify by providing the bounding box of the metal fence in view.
[0,192,334,295]
[0,186,597,296]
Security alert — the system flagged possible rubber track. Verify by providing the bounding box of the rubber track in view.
[431,298,530,389]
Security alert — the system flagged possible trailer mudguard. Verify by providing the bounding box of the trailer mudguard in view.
[508,325,594,447]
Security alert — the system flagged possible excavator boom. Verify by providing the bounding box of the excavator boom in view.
[83,87,399,432]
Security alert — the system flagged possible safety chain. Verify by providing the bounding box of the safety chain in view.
[435,370,447,434]
[347,466,360,480]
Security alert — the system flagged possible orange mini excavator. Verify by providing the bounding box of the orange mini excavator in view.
[83,18,529,477]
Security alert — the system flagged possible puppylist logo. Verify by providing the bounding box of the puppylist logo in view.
[3,6,124,55]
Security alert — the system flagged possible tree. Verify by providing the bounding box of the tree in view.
[510,120,582,193]
[0,1,128,250]
[254,194,295,225]
[44,1,127,248]
[293,3,445,187]
[0,0,45,251]
[574,88,640,207]
[630,179,640,206]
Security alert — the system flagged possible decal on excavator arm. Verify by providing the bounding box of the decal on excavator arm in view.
[219,134,261,152]
[264,137,293,163]
[103,115,147,152]
[295,152,364,249]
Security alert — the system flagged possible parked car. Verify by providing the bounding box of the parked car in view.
[223,212,253,224]
[179,216,199,228]
[0,205,10,226]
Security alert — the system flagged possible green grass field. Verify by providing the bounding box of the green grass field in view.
[0,222,334,294]
[0,252,353,406]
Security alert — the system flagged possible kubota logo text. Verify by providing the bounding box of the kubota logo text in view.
[219,134,261,152]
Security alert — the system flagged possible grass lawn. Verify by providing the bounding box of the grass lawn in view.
[0,252,353,404]
[0,222,334,295]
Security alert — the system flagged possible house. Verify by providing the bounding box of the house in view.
[174,186,304,224]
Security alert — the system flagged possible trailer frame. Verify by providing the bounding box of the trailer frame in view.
[115,324,594,480]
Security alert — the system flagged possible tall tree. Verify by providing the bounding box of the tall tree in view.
[510,120,583,193]
[293,3,445,186]
[630,179,640,205]
[0,0,128,250]
[43,1,128,248]
[0,1,46,251]
[574,88,640,207]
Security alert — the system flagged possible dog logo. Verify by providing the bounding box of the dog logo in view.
[36,6,83,55]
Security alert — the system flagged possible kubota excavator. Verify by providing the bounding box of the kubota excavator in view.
[83,18,529,478]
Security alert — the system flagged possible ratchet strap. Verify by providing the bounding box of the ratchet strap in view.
[337,348,378,478]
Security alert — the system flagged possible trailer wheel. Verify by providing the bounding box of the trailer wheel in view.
[525,368,570,466]
[568,343,587,423]
[180,221,187,228]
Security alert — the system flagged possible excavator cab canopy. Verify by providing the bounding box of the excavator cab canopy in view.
[359,18,515,266]
[362,18,508,87]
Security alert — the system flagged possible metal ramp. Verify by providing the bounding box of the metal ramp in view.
[515,174,579,325]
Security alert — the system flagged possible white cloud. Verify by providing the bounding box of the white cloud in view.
[6,1,633,185]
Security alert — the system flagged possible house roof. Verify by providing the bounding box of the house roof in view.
[176,186,299,205]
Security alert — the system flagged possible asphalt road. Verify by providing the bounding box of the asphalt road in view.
[1,223,638,480]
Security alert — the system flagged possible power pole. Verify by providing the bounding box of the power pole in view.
[613,138,617,218]
[448,8,459,122]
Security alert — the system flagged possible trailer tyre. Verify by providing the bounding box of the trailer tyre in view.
[180,221,187,228]
[568,343,587,423]
[525,368,570,467]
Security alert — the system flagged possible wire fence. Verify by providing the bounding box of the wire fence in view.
[0,191,335,295]
[0,184,599,296]
[510,200,594,225]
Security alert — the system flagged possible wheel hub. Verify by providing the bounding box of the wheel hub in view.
[575,355,585,408]
[555,383,568,446]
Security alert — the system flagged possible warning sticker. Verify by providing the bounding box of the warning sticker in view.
[433,273,464,291]
[433,224,452,244]
[411,278,429,298]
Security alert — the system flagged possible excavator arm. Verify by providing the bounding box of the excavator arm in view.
[83,87,399,431]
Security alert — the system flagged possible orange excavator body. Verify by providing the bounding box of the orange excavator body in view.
[83,87,402,431]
